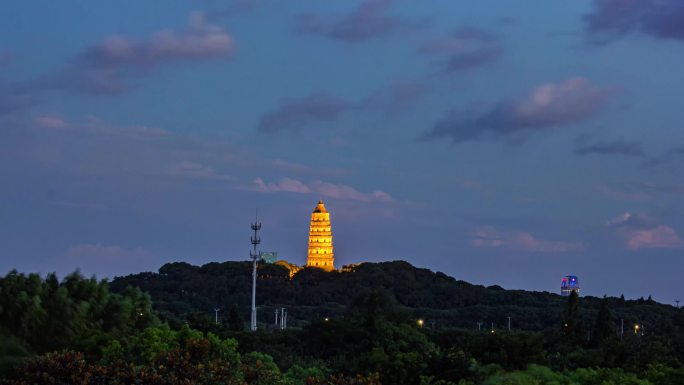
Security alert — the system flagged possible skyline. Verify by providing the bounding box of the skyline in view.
[2,0,684,302]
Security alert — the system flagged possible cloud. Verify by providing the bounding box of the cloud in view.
[61,243,158,278]
[418,27,502,72]
[574,135,644,156]
[34,115,69,128]
[258,80,429,133]
[471,226,582,252]
[644,146,684,167]
[168,161,233,181]
[363,81,429,112]
[608,212,684,250]
[598,181,684,202]
[421,77,615,143]
[257,92,352,133]
[20,113,246,184]
[313,180,393,202]
[252,177,312,194]
[33,114,168,139]
[248,177,392,202]
[23,113,370,201]
[294,0,427,43]
[624,226,684,250]
[31,12,234,95]
[585,0,684,43]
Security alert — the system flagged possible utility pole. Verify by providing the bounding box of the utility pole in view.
[507,316,511,332]
[214,308,221,324]
[275,308,279,328]
[477,322,482,332]
[620,319,624,341]
[250,210,261,332]
[280,307,287,330]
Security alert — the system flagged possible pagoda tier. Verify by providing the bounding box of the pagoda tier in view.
[306,200,335,271]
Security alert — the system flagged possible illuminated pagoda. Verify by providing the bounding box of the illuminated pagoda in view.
[306,200,335,271]
[561,275,580,296]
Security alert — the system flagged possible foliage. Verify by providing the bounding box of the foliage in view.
[592,297,616,346]
[560,290,583,345]
[3,263,684,384]
[110,260,680,335]
[0,270,158,376]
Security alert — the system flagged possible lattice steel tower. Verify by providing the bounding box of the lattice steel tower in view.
[250,211,261,331]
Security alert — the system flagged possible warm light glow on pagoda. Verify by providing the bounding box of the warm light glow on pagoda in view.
[306,200,335,271]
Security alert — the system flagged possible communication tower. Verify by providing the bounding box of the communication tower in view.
[250,211,261,331]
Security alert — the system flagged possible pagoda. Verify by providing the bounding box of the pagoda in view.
[306,200,335,271]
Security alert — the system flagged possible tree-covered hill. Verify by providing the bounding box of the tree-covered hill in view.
[110,260,677,333]
[3,265,684,384]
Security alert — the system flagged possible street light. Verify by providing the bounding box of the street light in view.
[634,324,640,334]
[417,319,424,328]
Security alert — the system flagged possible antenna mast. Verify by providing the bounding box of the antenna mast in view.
[250,209,261,332]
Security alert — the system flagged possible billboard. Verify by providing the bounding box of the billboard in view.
[259,251,278,264]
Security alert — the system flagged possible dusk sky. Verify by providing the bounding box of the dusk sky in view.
[2,0,684,302]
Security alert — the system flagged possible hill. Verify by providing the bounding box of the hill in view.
[3,263,684,384]
[110,260,677,332]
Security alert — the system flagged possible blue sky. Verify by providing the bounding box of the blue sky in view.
[2,0,684,302]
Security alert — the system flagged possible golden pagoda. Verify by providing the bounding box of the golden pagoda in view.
[306,200,335,271]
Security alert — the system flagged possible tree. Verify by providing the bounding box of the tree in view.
[227,303,245,332]
[592,297,615,346]
[560,291,583,345]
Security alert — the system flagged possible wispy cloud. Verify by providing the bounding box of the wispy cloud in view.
[33,114,168,139]
[294,0,427,43]
[420,77,616,143]
[471,226,582,252]
[247,177,392,202]
[418,27,502,72]
[28,12,234,95]
[23,113,374,205]
[363,81,429,113]
[168,161,233,181]
[258,80,429,133]
[257,92,352,133]
[608,212,684,250]
[252,177,312,194]
[586,0,684,44]
[644,146,684,167]
[313,180,392,202]
[574,135,644,156]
